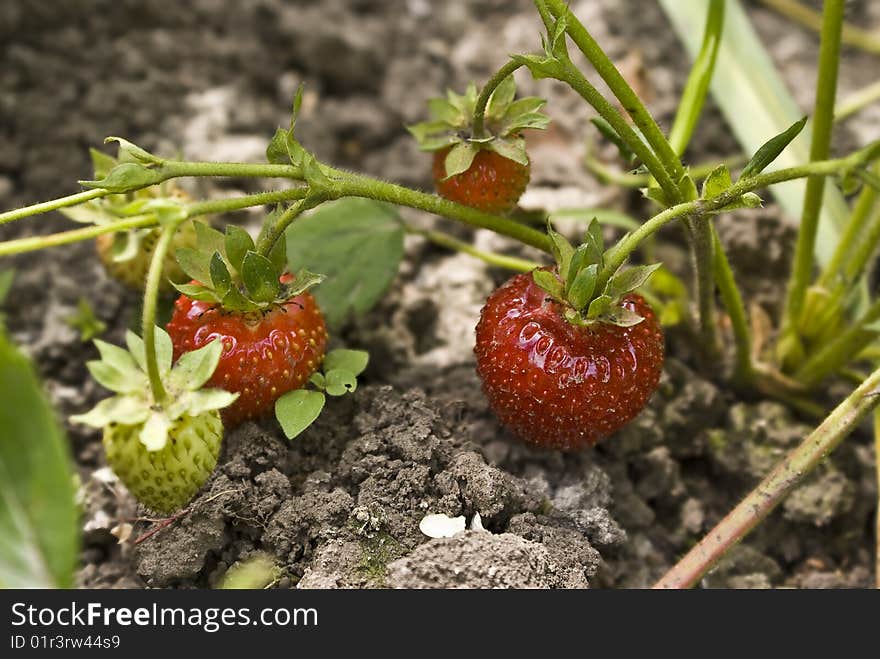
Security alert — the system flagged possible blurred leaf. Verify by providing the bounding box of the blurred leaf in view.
[0,335,78,587]
[285,199,404,329]
[65,298,106,342]
[219,553,280,590]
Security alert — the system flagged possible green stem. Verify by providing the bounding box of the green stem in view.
[713,231,753,386]
[141,221,182,404]
[818,166,879,287]
[406,225,542,272]
[585,153,747,189]
[255,196,322,257]
[668,0,725,156]
[757,0,880,57]
[544,0,685,183]
[794,297,880,388]
[473,60,524,138]
[332,172,553,253]
[162,160,303,181]
[779,0,844,361]
[654,362,880,589]
[0,188,111,226]
[0,188,308,258]
[689,221,720,364]
[552,61,680,202]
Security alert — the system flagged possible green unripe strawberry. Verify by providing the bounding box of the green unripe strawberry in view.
[103,410,223,515]
[72,327,237,514]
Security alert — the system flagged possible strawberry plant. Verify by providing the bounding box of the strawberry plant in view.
[3,0,880,588]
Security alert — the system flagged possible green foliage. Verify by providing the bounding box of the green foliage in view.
[0,335,78,588]
[285,199,404,329]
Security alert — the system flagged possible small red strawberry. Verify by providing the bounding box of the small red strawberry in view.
[474,220,664,450]
[432,147,530,215]
[166,221,327,426]
[408,77,549,213]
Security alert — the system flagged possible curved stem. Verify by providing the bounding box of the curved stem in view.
[141,221,182,404]
[655,363,880,588]
[544,0,685,183]
[0,188,111,226]
[835,80,880,122]
[689,222,720,364]
[779,0,844,363]
[473,60,524,138]
[713,231,753,386]
[406,225,542,272]
[0,188,308,258]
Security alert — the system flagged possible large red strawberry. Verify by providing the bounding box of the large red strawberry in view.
[168,289,326,426]
[474,220,664,450]
[408,77,549,213]
[166,221,327,426]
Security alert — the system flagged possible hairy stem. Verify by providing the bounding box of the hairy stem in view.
[779,0,844,363]
[473,60,524,138]
[141,221,182,404]
[713,231,753,386]
[0,189,111,226]
[655,362,880,589]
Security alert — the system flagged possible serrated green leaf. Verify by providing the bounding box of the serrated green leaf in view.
[172,283,221,304]
[487,75,517,120]
[209,252,232,298]
[323,349,369,377]
[532,269,564,299]
[224,226,255,274]
[241,251,281,303]
[169,338,224,392]
[607,263,662,298]
[566,264,598,310]
[443,142,479,178]
[267,128,291,165]
[324,369,357,396]
[80,162,164,193]
[485,136,528,166]
[740,116,808,179]
[0,335,78,588]
[587,295,613,319]
[275,389,325,440]
[195,221,226,257]
[547,227,575,281]
[176,247,212,285]
[286,198,404,329]
[701,164,733,199]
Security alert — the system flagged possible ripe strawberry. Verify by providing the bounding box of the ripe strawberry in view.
[408,77,549,213]
[72,329,238,514]
[166,221,327,426]
[168,289,327,426]
[474,221,664,450]
[432,147,530,214]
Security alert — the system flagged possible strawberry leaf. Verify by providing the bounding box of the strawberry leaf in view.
[225,226,255,274]
[323,349,369,377]
[0,335,78,587]
[285,198,404,329]
[701,164,733,199]
[266,128,291,165]
[241,252,280,303]
[275,389,326,440]
[739,116,807,179]
[324,369,357,396]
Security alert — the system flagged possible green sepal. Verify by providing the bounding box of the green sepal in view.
[486,75,517,120]
[485,136,529,166]
[90,148,118,179]
[166,338,224,392]
[547,226,575,282]
[267,128,291,165]
[606,263,662,299]
[80,162,165,193]
[567,264,598,311]
[224,226,255,273]
[443,142,480,178]
[209,252,232,298]
[586,295,613,320]
[175,247,213,285]
[104,137,163,165]
[532,269,564,300]
[603,306,645,328]
[171,282,221,304]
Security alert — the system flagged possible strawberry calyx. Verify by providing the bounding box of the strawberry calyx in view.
[407,76,550,179]
[534,218,660,328]
[70,327,237,451]
[173,213,324,313]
